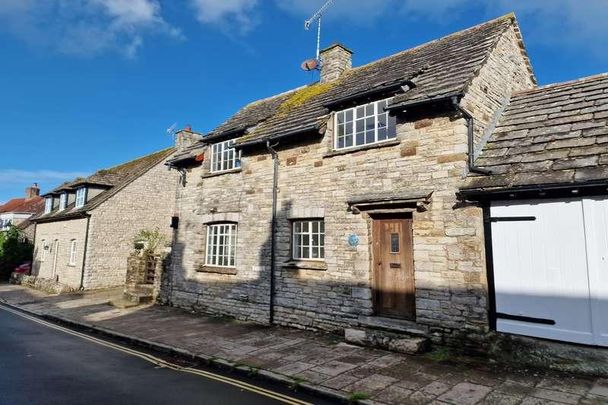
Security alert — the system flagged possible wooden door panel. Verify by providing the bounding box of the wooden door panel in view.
[372,218,415,319]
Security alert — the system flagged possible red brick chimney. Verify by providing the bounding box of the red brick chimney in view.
[25,183,40,199]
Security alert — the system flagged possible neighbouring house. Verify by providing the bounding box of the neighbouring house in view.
[163,13,541,351]
[460,74,608,348]
[0,183,44,241]
[32,148,177,290]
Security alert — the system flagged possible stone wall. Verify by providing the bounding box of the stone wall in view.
[462,24,536,156]
[32,218,88,289]
[84,157,178,289]
[165,27,535,344]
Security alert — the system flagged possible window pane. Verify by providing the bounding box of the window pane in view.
[345,122,353,136]
[344,134,353,148]
[366,103,374,116]
[302,246,309,258]
[356,119,364,134]
[337,112,344,124]
[391,233,400,253]
[356,106,365,117]
[345,109,353,122]
[387,114,397,138]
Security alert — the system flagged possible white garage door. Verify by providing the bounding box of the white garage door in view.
[491,198,608,347]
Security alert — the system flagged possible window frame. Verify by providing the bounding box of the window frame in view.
[59,193,67,211]
[205,223,238,268]
[334,97,397,151]
[291,219,325,261]
[75,187,87,208]
[44,197,53,214]
[69,239,77,266]
[210,140,241,173]
[40,240,47,262]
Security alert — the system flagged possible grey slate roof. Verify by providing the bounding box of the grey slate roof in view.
[463,74,608,192]
[35,148,175,222]
[177,13,531,156]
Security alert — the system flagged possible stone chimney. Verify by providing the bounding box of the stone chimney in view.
[25,183,40,199]
[175,126,202,151]
[320,43,352,83]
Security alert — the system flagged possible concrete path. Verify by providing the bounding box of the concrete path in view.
[1,285,607,405]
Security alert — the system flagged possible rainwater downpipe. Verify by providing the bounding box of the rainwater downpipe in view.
[451,96,492,175]
[79,215,91,290]
[265,140,279,325]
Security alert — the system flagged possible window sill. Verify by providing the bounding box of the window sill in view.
[323,139,400,158]
[201,168,242,179]
[196,266,237,275]
[282,260,327,271]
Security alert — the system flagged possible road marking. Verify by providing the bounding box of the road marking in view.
[0,304,312,405]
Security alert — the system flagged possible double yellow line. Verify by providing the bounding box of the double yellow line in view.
[0,304,312,405]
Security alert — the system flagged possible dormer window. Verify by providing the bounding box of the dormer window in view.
[335,98,397,150]
[75,187,87,208]
[59,193,67,211]
[44,197,53,214]
[211,140,241,173]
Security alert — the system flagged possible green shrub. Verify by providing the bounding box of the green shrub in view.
[0,226,33,280]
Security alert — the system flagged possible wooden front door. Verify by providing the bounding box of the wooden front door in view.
[372,217,415,319]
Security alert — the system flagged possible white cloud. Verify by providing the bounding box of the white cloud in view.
[276,0,608,59]
[277,0,390,24]
[0,169,90,191]
[190,0,259,34]
[0,0,181,57]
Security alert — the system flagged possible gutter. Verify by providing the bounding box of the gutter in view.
[79,214,91,290]
[236,126,321,150]
[459,180,608,201]
[451,96,492,176]
[265,140,279,325]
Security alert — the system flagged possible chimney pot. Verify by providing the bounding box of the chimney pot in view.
[319,43,352,83]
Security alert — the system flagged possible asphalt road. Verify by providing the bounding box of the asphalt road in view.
[0,305,335,405]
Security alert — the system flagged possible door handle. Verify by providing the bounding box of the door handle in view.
[390,263,401,268]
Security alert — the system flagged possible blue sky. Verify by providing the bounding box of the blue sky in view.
[0,0,606,203]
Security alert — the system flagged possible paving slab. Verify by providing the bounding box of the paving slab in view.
[0,284,604,405]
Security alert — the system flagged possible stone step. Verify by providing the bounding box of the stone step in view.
[344,327,430,354]
[110,299,141,309]
[357,315,428,336]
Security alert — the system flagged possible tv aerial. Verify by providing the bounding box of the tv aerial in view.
[301,0,336,71]
[166,122,178,137]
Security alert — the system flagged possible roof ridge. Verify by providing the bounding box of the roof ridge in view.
[513,72,608,96]
[350,12,516,73]
[94,146,174,175]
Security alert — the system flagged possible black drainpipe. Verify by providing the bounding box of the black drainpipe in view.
[451,96,492,175]
[265,140,279,325]
[79,215,91,290]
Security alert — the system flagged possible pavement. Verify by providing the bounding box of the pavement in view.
[0,304,331,405]
[1,284,607,405]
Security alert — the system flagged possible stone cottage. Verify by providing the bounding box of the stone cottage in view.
[33,148,177,290]
[164,13,537,349]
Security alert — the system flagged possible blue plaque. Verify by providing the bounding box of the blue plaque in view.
[348,234,359,247]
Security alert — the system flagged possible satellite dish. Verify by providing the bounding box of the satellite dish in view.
[301,58,319,71]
